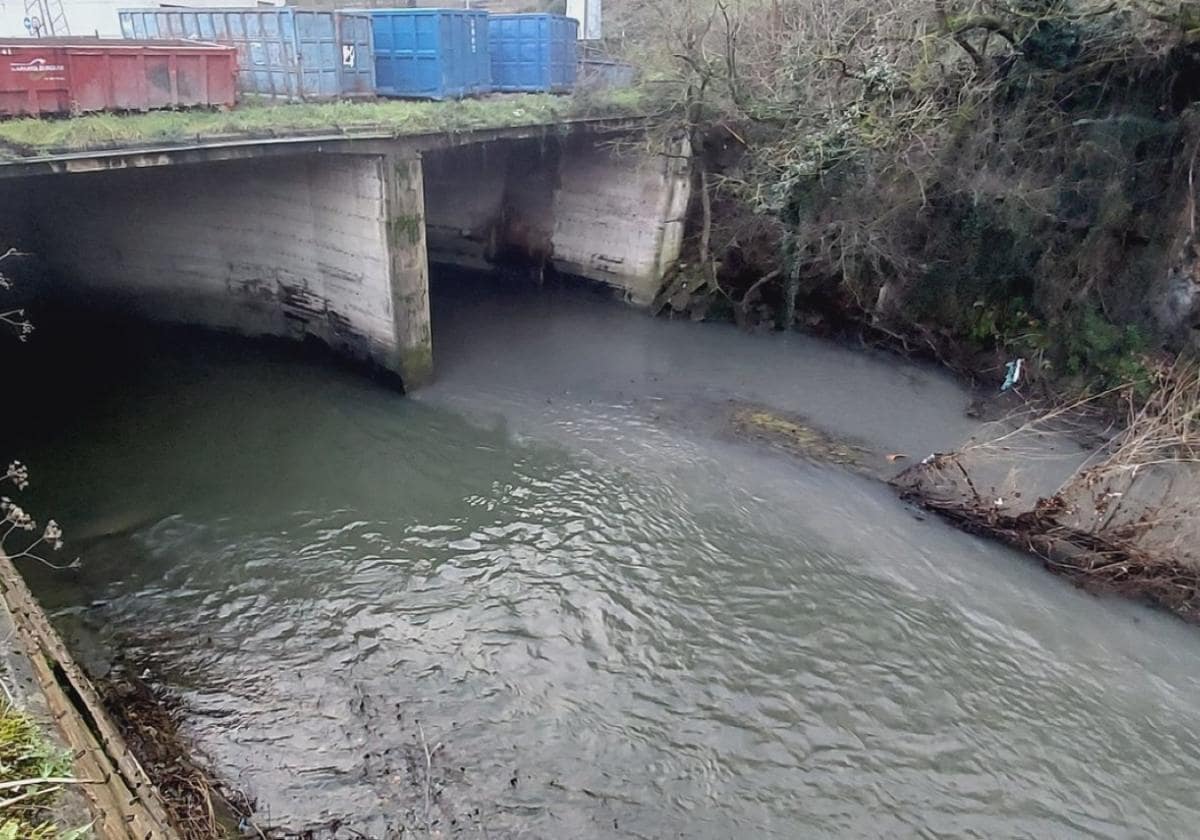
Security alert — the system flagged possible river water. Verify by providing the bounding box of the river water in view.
[9,273,1200,838]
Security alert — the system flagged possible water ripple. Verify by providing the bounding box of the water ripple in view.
[16,300,1200,838]
[43,443,1199,838]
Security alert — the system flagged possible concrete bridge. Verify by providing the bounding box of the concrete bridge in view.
[0,119,690,389]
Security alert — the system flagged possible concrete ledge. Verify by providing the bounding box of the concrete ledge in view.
[0,117,652,180]
[0,118,686,391]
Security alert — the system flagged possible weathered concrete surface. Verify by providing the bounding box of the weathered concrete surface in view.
[424,136,690,303]
[423,142,512,271]
[382,154,434,388]
[0,589,94,835]
[551,137,690,303]
[0,126,686,388]
[0,118,651,180]
[9,152,431,389]
[0,552,179,838]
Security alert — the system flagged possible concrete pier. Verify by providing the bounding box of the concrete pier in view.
[381,153,434,388]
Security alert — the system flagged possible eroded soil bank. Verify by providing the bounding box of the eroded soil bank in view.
[892,370,1200,625]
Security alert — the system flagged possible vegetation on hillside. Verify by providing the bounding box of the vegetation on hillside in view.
[622,0,1200,396]
[598,0,1200,594]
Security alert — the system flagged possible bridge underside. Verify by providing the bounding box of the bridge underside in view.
[0,134,689,390]
[423,136,690,305]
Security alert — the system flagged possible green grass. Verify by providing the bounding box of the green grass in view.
[0,699,78,839]
[0,88,656,157]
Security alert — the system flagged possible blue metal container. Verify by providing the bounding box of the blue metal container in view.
[364,8,490,100]
[118,7,376,101]
[489,13,577,94]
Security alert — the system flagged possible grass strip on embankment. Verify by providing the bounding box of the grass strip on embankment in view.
[0,699,79,839]
[0,88,653,158]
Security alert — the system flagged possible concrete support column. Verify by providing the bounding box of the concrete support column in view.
[652,137,693,286]
[380,153,433,389]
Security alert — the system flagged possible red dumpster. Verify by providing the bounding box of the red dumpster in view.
[0,38,237,117]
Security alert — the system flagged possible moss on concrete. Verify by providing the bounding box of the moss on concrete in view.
[389,213,424,248]
[0,89,654,158]
[396,342,434,392]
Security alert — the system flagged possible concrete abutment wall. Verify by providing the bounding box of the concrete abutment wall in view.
[423,135,691,304]
[5,152,432,389]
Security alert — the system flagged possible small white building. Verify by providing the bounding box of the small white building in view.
[565,0,599,39]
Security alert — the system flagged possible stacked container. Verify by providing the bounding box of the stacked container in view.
[366,8,490,100]
[0,37,237,117]
[118,7,375,101]
[489,13,577,94]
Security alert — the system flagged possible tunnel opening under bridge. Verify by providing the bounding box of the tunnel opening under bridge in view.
[0,133,689,391]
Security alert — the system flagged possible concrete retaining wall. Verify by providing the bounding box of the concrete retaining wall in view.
[423,136,690,303]
[423,142,512,271]
[15,153,432,389]
[551,137,690,304]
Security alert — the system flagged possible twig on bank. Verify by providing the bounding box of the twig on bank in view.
[0,775,103,792]
[0,783,61,811]
[417,721,443,836]
[893,361,1200,620]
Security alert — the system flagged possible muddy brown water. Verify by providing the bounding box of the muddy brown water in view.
[8,273,1200,838]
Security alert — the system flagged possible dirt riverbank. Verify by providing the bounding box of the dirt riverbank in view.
[731,386,1200,627]
[889,366,1200,624]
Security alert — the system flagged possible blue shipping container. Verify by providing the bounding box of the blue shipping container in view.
[365,8,490,100]
[489,14,577,94]
[118,7,375,101]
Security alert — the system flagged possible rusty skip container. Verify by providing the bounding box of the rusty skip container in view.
[119,8,375,101]
[0,37,237,117]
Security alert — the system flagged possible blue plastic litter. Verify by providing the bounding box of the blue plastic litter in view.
[1001,358,1025,392]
